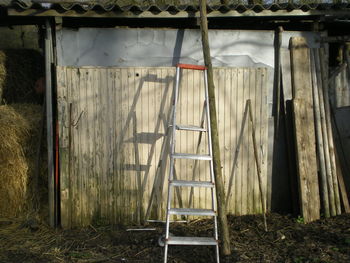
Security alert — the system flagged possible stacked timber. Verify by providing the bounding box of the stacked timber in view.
[288,37,346,223]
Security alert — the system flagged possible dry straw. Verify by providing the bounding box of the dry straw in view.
[0,104,42,217]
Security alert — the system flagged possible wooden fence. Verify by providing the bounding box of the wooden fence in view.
[57,66,269,228]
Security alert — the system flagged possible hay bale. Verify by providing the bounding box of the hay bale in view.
[0,49,44,104]
[0,104,43,217]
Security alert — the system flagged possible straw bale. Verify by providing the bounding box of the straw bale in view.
[0,103,43,217]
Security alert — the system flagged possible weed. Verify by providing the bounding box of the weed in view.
[296,216,304,224]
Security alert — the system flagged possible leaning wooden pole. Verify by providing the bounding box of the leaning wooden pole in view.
[199,0,231,256]
[247,100,268,231]
[319,48,341,215]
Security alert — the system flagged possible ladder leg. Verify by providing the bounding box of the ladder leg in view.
[215,243,220,263]
[164,244,169,263]
[164,66,180,262]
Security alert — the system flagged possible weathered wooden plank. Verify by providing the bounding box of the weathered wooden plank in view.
[130,69,138,221]
[114,68,122,223]
[93,68,102,223]
[241,68,250,215]
[261,68,269,214]
[66,68,74,227]
[79,68,88,226]
[292,99,320,223]
[235,68,244,215]
[228,68,238,213]
[76,68,85,226]
[72,68,83,227]
[252,69,260,213]
[290,37,320,222]
[222,69,233,211]
[290,38,313,101]
[121,68,130,224]
[241,69,248,215]
[57,66,70,228]
[249,68,257,214]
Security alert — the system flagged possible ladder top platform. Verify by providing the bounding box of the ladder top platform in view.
[177,64,207,71]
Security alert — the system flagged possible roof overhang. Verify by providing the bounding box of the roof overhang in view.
[6,8,350,19]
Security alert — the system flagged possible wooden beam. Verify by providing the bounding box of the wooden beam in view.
[290,37,320,223]
[310,49,330,218]
[45,19,55,227]
[319,48,342,215]
[314,49,337,216]
[274,26,283,139]
[199,0,231,256]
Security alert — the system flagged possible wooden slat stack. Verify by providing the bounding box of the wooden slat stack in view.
[288,37,346,223]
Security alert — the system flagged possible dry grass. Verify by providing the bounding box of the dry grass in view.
[0,104,43,217]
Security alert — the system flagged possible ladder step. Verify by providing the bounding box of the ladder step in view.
[177,64,207,71]
[176,125,207,132]
[172,153,212,161]
[167,236,217,246]
[169,208,216,216]
[170,180,214,188]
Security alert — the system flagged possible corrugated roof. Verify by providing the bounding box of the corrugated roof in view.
[2,0,350,14]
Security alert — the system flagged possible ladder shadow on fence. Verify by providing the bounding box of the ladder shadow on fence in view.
[116,72,176,223]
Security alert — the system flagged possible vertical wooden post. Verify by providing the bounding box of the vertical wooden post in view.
[45,19,55,227]
[199,0,231,256]
[274,26,283,139]
[310,49,330,218]
[319,48,342,215]
[315,50,336,216]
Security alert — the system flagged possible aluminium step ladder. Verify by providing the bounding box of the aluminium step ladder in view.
[164,64,219,263]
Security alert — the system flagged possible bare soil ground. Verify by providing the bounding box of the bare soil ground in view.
[0,213,349,263]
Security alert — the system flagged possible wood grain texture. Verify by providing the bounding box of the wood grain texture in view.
[290,37,320,223]
[292,99,320,223]
[310,49,330,218]
[57,66,269,227]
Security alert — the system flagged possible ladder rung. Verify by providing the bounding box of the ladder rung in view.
[170,180,214,188]
[169,208,215,216]
[176,125,207,132]
[172,153,212,161]
[177,64,207,71]
[167,236,217,246]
